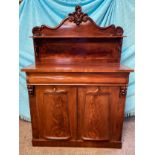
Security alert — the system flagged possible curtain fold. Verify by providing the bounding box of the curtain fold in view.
[19,0,135,121]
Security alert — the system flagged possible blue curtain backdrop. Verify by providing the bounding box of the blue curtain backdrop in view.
[19,0,135,121]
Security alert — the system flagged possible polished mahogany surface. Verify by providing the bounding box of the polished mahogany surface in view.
[22,5,133,148]
[22,63,133,73]
[31,5,124,65]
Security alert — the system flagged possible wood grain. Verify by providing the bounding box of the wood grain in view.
[36,86,77,140]
[21,5,134,148]
[31,6,124,65]
[80,87,110,141]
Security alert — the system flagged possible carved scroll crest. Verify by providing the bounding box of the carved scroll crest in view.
[68,5,89,26]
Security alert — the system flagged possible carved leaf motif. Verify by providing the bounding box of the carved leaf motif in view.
[120,86,127,97]
[68,5,88,26]
[27,85,35,96]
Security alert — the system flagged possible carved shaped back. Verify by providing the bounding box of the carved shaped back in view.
[32,6,124,65]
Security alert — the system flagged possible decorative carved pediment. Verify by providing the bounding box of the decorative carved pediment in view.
[32,5,124,37]
[68,5,89,26]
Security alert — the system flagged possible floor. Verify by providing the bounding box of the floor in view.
[19,117,135,155]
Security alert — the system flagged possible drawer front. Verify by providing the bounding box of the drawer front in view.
[26,72,129,84]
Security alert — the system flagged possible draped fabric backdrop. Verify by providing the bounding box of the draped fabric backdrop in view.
[19,0,135,121]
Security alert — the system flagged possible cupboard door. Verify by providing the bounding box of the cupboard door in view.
[78,86,120,141]
[36,86,77,140]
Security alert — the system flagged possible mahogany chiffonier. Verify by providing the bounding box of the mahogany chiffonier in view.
[21,6,133,148]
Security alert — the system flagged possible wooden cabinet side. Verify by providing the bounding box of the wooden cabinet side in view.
[27,85,40,139]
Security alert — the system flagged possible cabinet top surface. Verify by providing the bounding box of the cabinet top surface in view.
[22,63,133,73]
